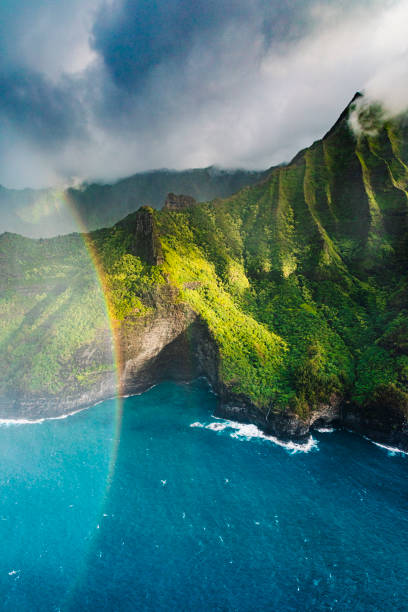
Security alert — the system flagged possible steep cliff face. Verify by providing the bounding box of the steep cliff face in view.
[0,217,219,420]
[1,95,408,449]
[0,287,217,420]
[119,206,164,265]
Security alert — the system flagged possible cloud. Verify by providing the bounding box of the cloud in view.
[0,0,408,189]
[0,0,99,79]
[90,0,316,92]
[0,69,86,145]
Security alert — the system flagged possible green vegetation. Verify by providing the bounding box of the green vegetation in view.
[153,100,408,418]
[1,97,408,423]
[0,233,114,396]
[0,167,267,238]
[92,225,165,321]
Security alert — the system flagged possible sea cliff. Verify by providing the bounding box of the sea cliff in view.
[1,94,408,449]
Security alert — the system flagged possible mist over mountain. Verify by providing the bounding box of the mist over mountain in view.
[0,166,267,238]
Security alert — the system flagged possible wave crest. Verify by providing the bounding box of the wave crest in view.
[191,417,318,453]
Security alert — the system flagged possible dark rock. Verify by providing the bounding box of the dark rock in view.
[123,206,163,265]
[163,193,197,211]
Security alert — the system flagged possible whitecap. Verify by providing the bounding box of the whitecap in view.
[0,391,130,427]
[123,383,157,398]
[0,403,99,427]
[366,438,408,456]
[227,420,317,453]
[190,422,205,428]
[195,416,318,454]
[206,422,229,431]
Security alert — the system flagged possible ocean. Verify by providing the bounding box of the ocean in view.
[0,379,407,611]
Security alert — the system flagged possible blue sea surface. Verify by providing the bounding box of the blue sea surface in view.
[0,379,407,611]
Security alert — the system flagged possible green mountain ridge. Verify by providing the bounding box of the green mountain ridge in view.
[1,94,408,446]
[0,166,268,238]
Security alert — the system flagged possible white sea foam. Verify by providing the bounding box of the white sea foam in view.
[366,439,408,456]
[191,417,318,453]
[0,392,126,427]
[206,422,229,431]
[315,427,334,433]
[124,383,157,398]
[0,406,87,427]
[0,387,153,427]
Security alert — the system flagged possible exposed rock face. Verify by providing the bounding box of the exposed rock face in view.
[215,391,342,441]
[119,289,217,395]
[2,287,218,421]
[340,402,408,450]
[163,193,197,211]
[119,206,163,265]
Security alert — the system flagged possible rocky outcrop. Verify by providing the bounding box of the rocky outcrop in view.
[163,193,197,211]
[118,287,217,395]
[340,401,408,451]
[119,206,163,265]
[215,389,408,450]
[214,390,342,441]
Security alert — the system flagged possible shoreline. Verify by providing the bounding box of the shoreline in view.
[0,378,407,457]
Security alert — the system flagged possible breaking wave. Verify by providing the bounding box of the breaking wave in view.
[190,418,318,453]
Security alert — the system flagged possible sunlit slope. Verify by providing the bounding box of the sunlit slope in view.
[157,96,408,418]
[1,96,407,424]
[0,233,115,402]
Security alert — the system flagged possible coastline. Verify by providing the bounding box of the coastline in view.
[1,376,407,456]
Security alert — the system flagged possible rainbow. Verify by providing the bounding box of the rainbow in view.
[58,188,125,490]
[52,189,125,606]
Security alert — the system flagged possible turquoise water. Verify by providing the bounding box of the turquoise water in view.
[0,379,407,611]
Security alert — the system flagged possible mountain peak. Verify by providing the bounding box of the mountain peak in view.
[322,91,363,140]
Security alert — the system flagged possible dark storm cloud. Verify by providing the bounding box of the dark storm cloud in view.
[0,69,86,147]
[91,0,310,92]
[0,0,408,189]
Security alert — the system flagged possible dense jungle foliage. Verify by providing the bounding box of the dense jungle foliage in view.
[1,95,408,419]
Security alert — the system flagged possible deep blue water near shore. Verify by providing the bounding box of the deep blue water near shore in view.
[0,380,407,611]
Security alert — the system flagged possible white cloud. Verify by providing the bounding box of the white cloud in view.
[2,0,408,188]
[12,0,101,80]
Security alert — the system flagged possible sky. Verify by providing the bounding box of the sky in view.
[1,0,408,189]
